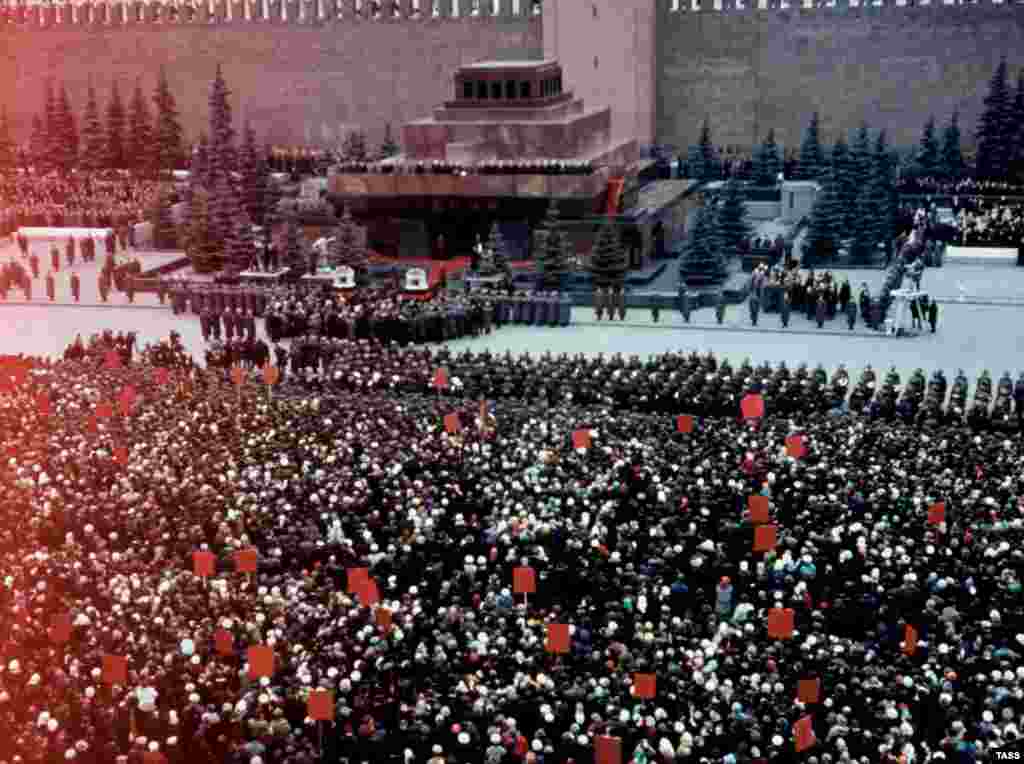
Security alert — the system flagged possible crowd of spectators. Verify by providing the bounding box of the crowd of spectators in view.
[0,171,160,236]
[333,160,595,177]
[6,333,1024,764]
[896,177,1024,197]
[947,199,1024,249]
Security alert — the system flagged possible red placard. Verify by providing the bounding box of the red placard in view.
[85,414,98,434]
[595,735,623,764]
[676,414,694,434]
[234,548,258,574]
[118,386,137,416]
[547,623,570,654]
[903,624,918,656]
[432,367,448,389]
[785,434,805,458]
[798,678,820,704]
[214,628,234,656]
[444,412,462,434]
[230,365,245,386]
[347,567,369,594]
[154,367,171,387]
[928,502,945,526]
[36,392,50,416]
[9,364,28,387]
[49,613,72,644]
[104,349,121,370]
[768,607,795,639]
[754,524,777,552]
[357,577,381,606]
[192,550,215,578]
[262,364,280,386]
[102,654,128,685]
[633,673,656,699]
[143,753,168,764]
[741,393,765,420]
[572,429,591,449]
[308,689,335,721]
[748,494,770,524]
[794,714,816,752]
[95,401,114,420]
[513,566,536,594]
[113,445,129,467]
[376,607,393,630]
[247,645,275,679]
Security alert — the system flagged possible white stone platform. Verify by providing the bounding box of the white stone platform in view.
[944,246,1019,266]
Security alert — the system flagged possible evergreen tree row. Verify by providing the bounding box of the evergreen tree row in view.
[15,70,184,176]
[678,177,751,286]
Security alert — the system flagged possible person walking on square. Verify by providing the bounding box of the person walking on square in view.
[17,233,27,258]
[910,297,921,330]
[126,276,135,304]
[839,277,851,313]
[928,300,938,333]
[714,292,726,325]
[66,237,75,268]
[45,271,55,302]
[70,272,80,303]
[748,292,760,327]
[98,272,109,303]
[651,304,660,323]
[29,252,39,279]
[50,245,60,274]
[680,291,692,323]
[846,298,856,330]
[200,308,211,342]
[815,295,826,328]
[780,290,791,328]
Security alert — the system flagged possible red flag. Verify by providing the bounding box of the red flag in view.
[903,624,918,656]
[432,367,448,389]
[754,524,777,552]
[785,434,805,458]
[192,550,215,578]
[214,628,234,656]
[95,401,114,420]
[9,364,28,386]
[741,393,765,419]
[143,753,168,764]
[247,645,275,678]
[230,365,245,386]
[633,673,656,699]
[234,548,258,574]
[547,623,570,654]
[794,714,816,752]
[572,429,591,449]
[748,494,769,524]
[113,445,129,467]
[103,349,121,370]
[308,689,335,721]
[798,678,820,704]
[676,414,694,433]
[102,654,128,685]
[49,613,72,644]
[347,568,369,594]
[443,412,462,434]
[928,502,945,526]
[513,566,536,594]
[595,735,623,764]
[36,392,50,416]
[85,414,98,433]
[154,367,171,387]
[262,364,280,386]
[376,607,393,630]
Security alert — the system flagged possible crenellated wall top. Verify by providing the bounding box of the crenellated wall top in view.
[0,0,540,25]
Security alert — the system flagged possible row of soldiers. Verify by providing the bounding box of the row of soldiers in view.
[167,281,269,318]
[200,307,259,343]
[17,230,120,263]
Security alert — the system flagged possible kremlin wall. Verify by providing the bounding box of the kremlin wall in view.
[2,0,1024,152]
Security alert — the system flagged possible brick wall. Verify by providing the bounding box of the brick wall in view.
[656,2,1024,152]
[0,10,541,151]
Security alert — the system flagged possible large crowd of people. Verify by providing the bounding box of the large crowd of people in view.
[4,324,1024,764]
[896,177,1024,197]
[948,199,1024,249]
[0,171,160,236]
